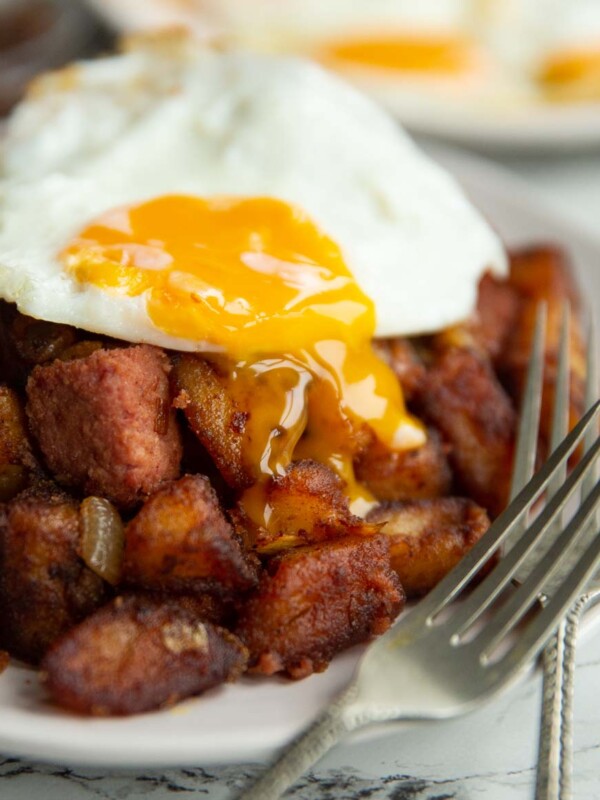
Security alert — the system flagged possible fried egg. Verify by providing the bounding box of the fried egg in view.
[0,35,506,512]
[0,35,505,347]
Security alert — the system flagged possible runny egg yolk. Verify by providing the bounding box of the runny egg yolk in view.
[319,32,480,75]
[63,194,425,529]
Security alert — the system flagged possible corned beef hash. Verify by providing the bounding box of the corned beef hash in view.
[0,34,586,716]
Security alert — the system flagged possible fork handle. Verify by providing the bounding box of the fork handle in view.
[536,588,600,800]
[238,684,362,800]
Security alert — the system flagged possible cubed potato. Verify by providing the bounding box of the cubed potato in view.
[42,594,248,716]
[172,355,252,490]
[354,428,451,503]
[420,347,516,517]
[122,475,259,595]
[0,486,107,663]
[236,535,404,678]
[367,498,490,597]
[501,245,586,457]
[235,460,377,554]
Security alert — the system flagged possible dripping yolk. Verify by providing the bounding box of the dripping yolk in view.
[319,32,480,75]
[63,194,425,529]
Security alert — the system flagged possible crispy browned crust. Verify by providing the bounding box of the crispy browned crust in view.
[0,304,78,388]
[420,347,516,517]
[354,428,452,503]
[236,460,377,553]
[0,650,8,674]
[501,245,586,457]
[172,355,252,490]
[235,535,404,678]
[41,594,248,716]
[367,498,490,597]
[472,273,523,363]
[0,487,107,663]
[26,345,183,507]
[122,475,259,595]
[373,337,428,405]
[0,386,36,468]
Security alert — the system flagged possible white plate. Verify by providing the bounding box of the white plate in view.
[83,0,600,153]
[0,147,599,769]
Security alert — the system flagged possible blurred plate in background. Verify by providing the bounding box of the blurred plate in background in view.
[84,0,600,153]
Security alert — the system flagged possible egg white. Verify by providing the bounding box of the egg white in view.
[0,35,506,352]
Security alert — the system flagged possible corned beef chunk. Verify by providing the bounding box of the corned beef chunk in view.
[26,345,182,507]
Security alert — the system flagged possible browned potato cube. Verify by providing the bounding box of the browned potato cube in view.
[471,273,522,363]
[235,460,377,554]
[367,498,490,597]
[421,347,516,517]
[236,535,404,678]
[0,385,38,501]
[0,303,78,388]
[0,487,107,663]
[172,355,252,490]
[122,475,259,595]
[501,245,586,457]
[42,595,248,716]
[373,337,427,405]
[354,428,451,503]
[0,386,35,467]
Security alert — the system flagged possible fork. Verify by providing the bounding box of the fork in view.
[509,305,600,800]
[237,396,600,800]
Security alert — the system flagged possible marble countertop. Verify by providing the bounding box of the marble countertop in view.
[2,149,600,800]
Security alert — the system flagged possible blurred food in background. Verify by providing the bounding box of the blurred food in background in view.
[84,0,600,118]
[0,0,106,115]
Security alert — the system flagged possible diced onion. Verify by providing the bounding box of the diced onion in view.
[80,497,124,585]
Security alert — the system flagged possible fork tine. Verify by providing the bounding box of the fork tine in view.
[416,401,600,626]
[496,488,600,674]
[547,302,571,496]
[448,433,600,638]
[583,318,598,498]
[476,471,600,658]
[510,302,547,502]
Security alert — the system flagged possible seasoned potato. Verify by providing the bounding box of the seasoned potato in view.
[235,460,377,553]
[501,245,586,456]
[0,386,34,467]
[236,535,404,678]
[0,486,107,663]
[373,337,427,405]
[172,355,252,490]
[0,385,37,501]
[42,594,248,716]
[354,428,451,503]
[122,475,259,595]
[0,303,78,387]
[420,346,516,517]
[471,273,522,363]
[367,498,490,597]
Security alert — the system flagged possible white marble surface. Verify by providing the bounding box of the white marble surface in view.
[1,148,600,800]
